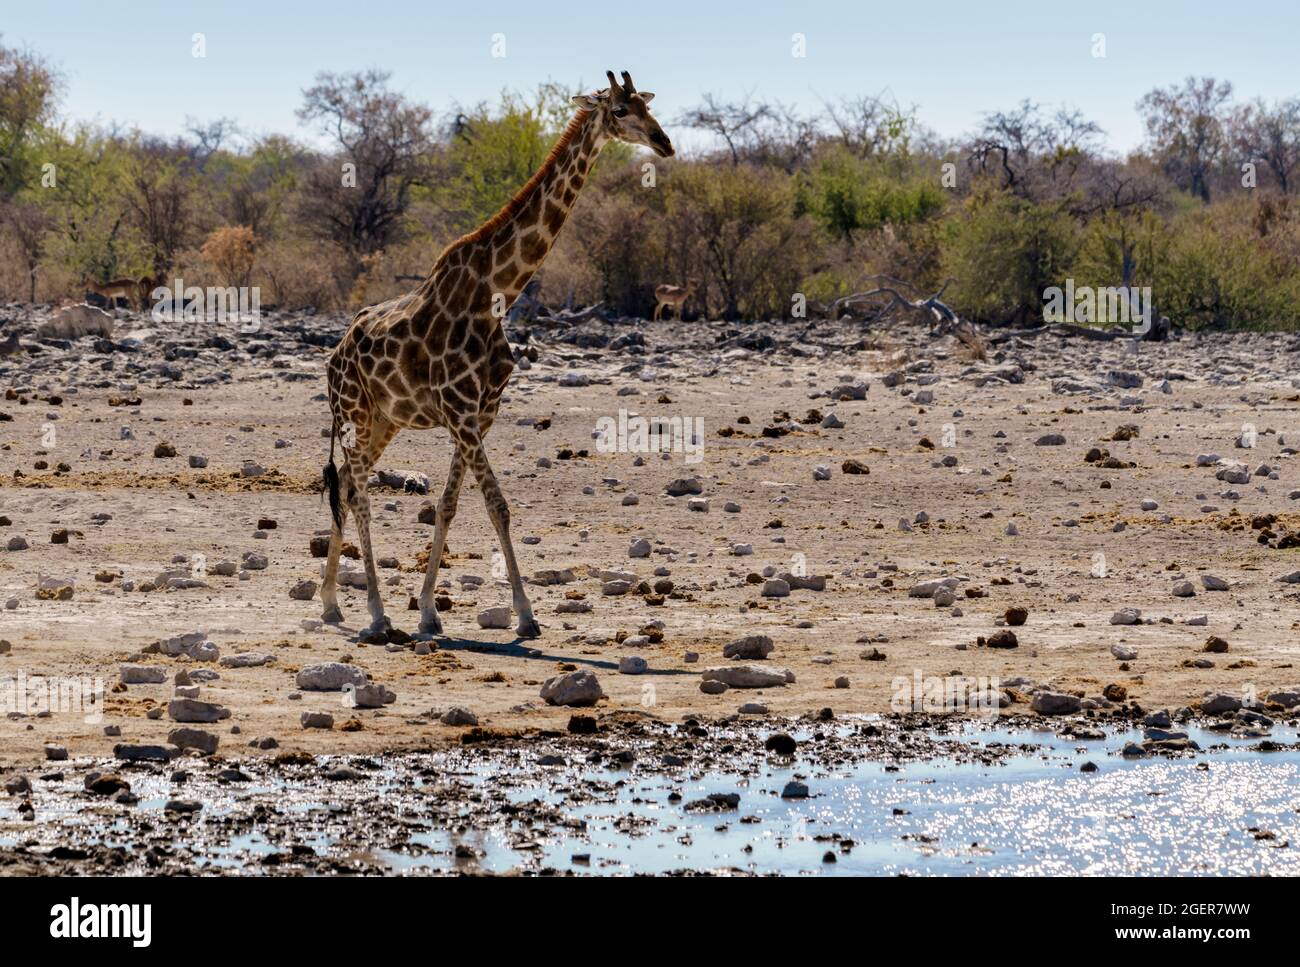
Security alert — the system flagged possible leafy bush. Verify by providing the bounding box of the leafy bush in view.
[940,189,1080,324]
[799,146,945,243]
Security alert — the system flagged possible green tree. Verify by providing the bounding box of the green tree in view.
[941,187,1080,324]
[0,39,60,199]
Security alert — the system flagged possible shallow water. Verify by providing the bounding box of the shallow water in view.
[4,720,1298,875]
[429,724,1300,876]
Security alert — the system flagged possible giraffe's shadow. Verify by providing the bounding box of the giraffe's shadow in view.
[427,635,697,676]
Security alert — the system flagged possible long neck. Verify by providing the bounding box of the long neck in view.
[429,109,607,313]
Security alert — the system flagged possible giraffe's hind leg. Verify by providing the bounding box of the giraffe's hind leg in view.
[320,504,347,624]
[353,419,399,636]
[320,407,349,624]
[327,413,397,636]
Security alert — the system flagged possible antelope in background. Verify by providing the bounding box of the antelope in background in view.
[82,276,157,311]
[653,279,696,321]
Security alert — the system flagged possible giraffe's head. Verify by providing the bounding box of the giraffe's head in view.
[573,70,674,158]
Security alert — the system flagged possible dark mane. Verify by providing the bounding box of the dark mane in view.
[430,109,591,270]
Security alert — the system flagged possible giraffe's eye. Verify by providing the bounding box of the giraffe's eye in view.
[612,106,628,118]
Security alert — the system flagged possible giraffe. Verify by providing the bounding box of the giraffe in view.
[319,69,673,639]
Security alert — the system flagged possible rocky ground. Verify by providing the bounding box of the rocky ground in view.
[1,301,1299,784]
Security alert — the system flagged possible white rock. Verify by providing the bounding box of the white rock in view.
[477,606,511,629]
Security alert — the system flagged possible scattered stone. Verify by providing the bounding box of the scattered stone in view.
[167,699,231,724]
[296,662,367,691]
[440,707,478,727]
[289,579,317,601]
[540,670,605,707]
[1199,693,1242,715]
[167,728,219,754]
[1110,608,1141,625]
[348,682,397,708]
[701,664,794,688]
[477,606,511,629]
[1031,691,1082,715]
[113,744,177,763]
[984,630,1018,649]
[665,476,703,497]
[120,664,168,685]
[724,634,775,660]
[618,655,648,675]
[765,733,797,755]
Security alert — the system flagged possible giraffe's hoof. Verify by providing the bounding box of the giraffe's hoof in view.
[516,617,542,639]
[321,606,344,624]
[418,613,443,636]
[362,616,391,638]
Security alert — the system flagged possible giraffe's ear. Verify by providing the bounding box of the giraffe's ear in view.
[572,93,601,108]
[639,92,655,104]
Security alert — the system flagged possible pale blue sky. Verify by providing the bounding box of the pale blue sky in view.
[6,0,1297,154]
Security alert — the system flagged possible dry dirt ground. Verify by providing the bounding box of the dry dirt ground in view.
[2,304,1299,769]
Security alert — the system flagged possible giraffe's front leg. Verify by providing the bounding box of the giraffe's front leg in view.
[461,435,540,639]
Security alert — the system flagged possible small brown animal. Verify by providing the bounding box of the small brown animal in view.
[83,276,157,311]
[653,280,696,321]
[0,330,19,355]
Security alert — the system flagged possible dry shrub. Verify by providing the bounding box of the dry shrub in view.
[538,231,603,308]
[201,225,256,287]
[256,239,350,309]
[0,227,30,301]
[343,240,444,308]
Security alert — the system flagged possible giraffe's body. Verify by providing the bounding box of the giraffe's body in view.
[319,70,673,638]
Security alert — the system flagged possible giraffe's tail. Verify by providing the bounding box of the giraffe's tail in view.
[323,423,343,531]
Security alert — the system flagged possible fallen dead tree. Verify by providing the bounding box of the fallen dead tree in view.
[828,277,987,358]
[988,317,1172,344]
